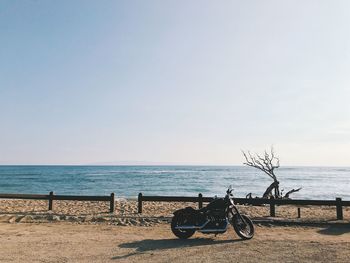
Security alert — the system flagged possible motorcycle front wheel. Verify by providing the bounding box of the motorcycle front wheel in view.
[171,214,195,239]
[231,214,254,240]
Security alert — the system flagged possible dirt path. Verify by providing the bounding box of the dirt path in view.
[0,223,350,263]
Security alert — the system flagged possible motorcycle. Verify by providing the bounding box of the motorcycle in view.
[171,186,254,239]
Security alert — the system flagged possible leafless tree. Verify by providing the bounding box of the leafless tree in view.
[242,147,301,199]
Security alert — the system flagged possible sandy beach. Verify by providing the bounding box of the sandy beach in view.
[1,199,350,262]
[1,222,350,262]
[0,199,349,224]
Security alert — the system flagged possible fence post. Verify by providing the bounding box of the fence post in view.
[138,193,143,214]
[270,198,276,217]
[198,193,203,209]
[297,207,301,218]
[110,193,115,213]
[336,197,343,220]
[48,191,54,210]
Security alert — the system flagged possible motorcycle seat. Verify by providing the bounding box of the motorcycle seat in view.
[184,206,206,214]
[184,207,197,213]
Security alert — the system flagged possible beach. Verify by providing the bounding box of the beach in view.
[1,223,350,262]
[1,199,350,224]
[1,199,350,262]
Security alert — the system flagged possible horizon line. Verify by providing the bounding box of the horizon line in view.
[0,163,349,168]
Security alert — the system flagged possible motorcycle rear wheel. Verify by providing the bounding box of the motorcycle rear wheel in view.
[171,214,195,239]
[232,214,254,240]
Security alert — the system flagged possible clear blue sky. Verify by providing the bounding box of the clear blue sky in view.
[1,0,350,165]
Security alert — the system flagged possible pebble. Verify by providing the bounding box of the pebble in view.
[129,219,138,226]
[83,215,93,222]
[0,215,13,222]
[93,216,107,222]
[19,215,34,223]
[8,217,17,224]
[66,216,80,222]
[47,215,60,221]
[59,215,67,220]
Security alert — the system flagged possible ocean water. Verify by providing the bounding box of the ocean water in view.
[0,166,349,200]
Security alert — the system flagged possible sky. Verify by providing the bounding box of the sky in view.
[1,0,350,166]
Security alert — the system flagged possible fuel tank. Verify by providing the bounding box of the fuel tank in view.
[205,197,226,210]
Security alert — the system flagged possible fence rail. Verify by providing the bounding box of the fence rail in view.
[0,192,115,213]
[138,193,349,220]
[1,192,349,220]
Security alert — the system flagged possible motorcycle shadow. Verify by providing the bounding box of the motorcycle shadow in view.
[112,237,243,260]
[317,225,350,236]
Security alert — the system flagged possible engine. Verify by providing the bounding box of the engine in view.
[202,210,227,230]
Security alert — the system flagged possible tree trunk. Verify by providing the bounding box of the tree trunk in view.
[262,181,279,198]
[274,181,280,198]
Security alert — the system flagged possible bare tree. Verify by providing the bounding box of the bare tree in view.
[242,147,301,199]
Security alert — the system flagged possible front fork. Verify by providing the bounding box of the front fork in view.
[227,204,246,224]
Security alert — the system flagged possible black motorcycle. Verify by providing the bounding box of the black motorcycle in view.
[171,187,254,239]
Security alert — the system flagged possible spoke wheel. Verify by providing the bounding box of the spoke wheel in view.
[231,214,254,240]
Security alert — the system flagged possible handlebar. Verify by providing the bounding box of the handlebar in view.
[226,188,234,196]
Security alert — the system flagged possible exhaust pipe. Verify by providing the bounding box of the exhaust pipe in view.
[175,220,210,230]
[198,220,229,233]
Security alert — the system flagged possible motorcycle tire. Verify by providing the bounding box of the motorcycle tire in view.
[171,214,195,239]
[232,214,254,240]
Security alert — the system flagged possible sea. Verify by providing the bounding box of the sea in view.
[0,166,349,200]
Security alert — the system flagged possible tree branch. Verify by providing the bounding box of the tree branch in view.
[283,187,302,199]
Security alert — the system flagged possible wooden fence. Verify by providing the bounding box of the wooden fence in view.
[0,192,115,213]
[2,192,349,220]
[138,193,350,220]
